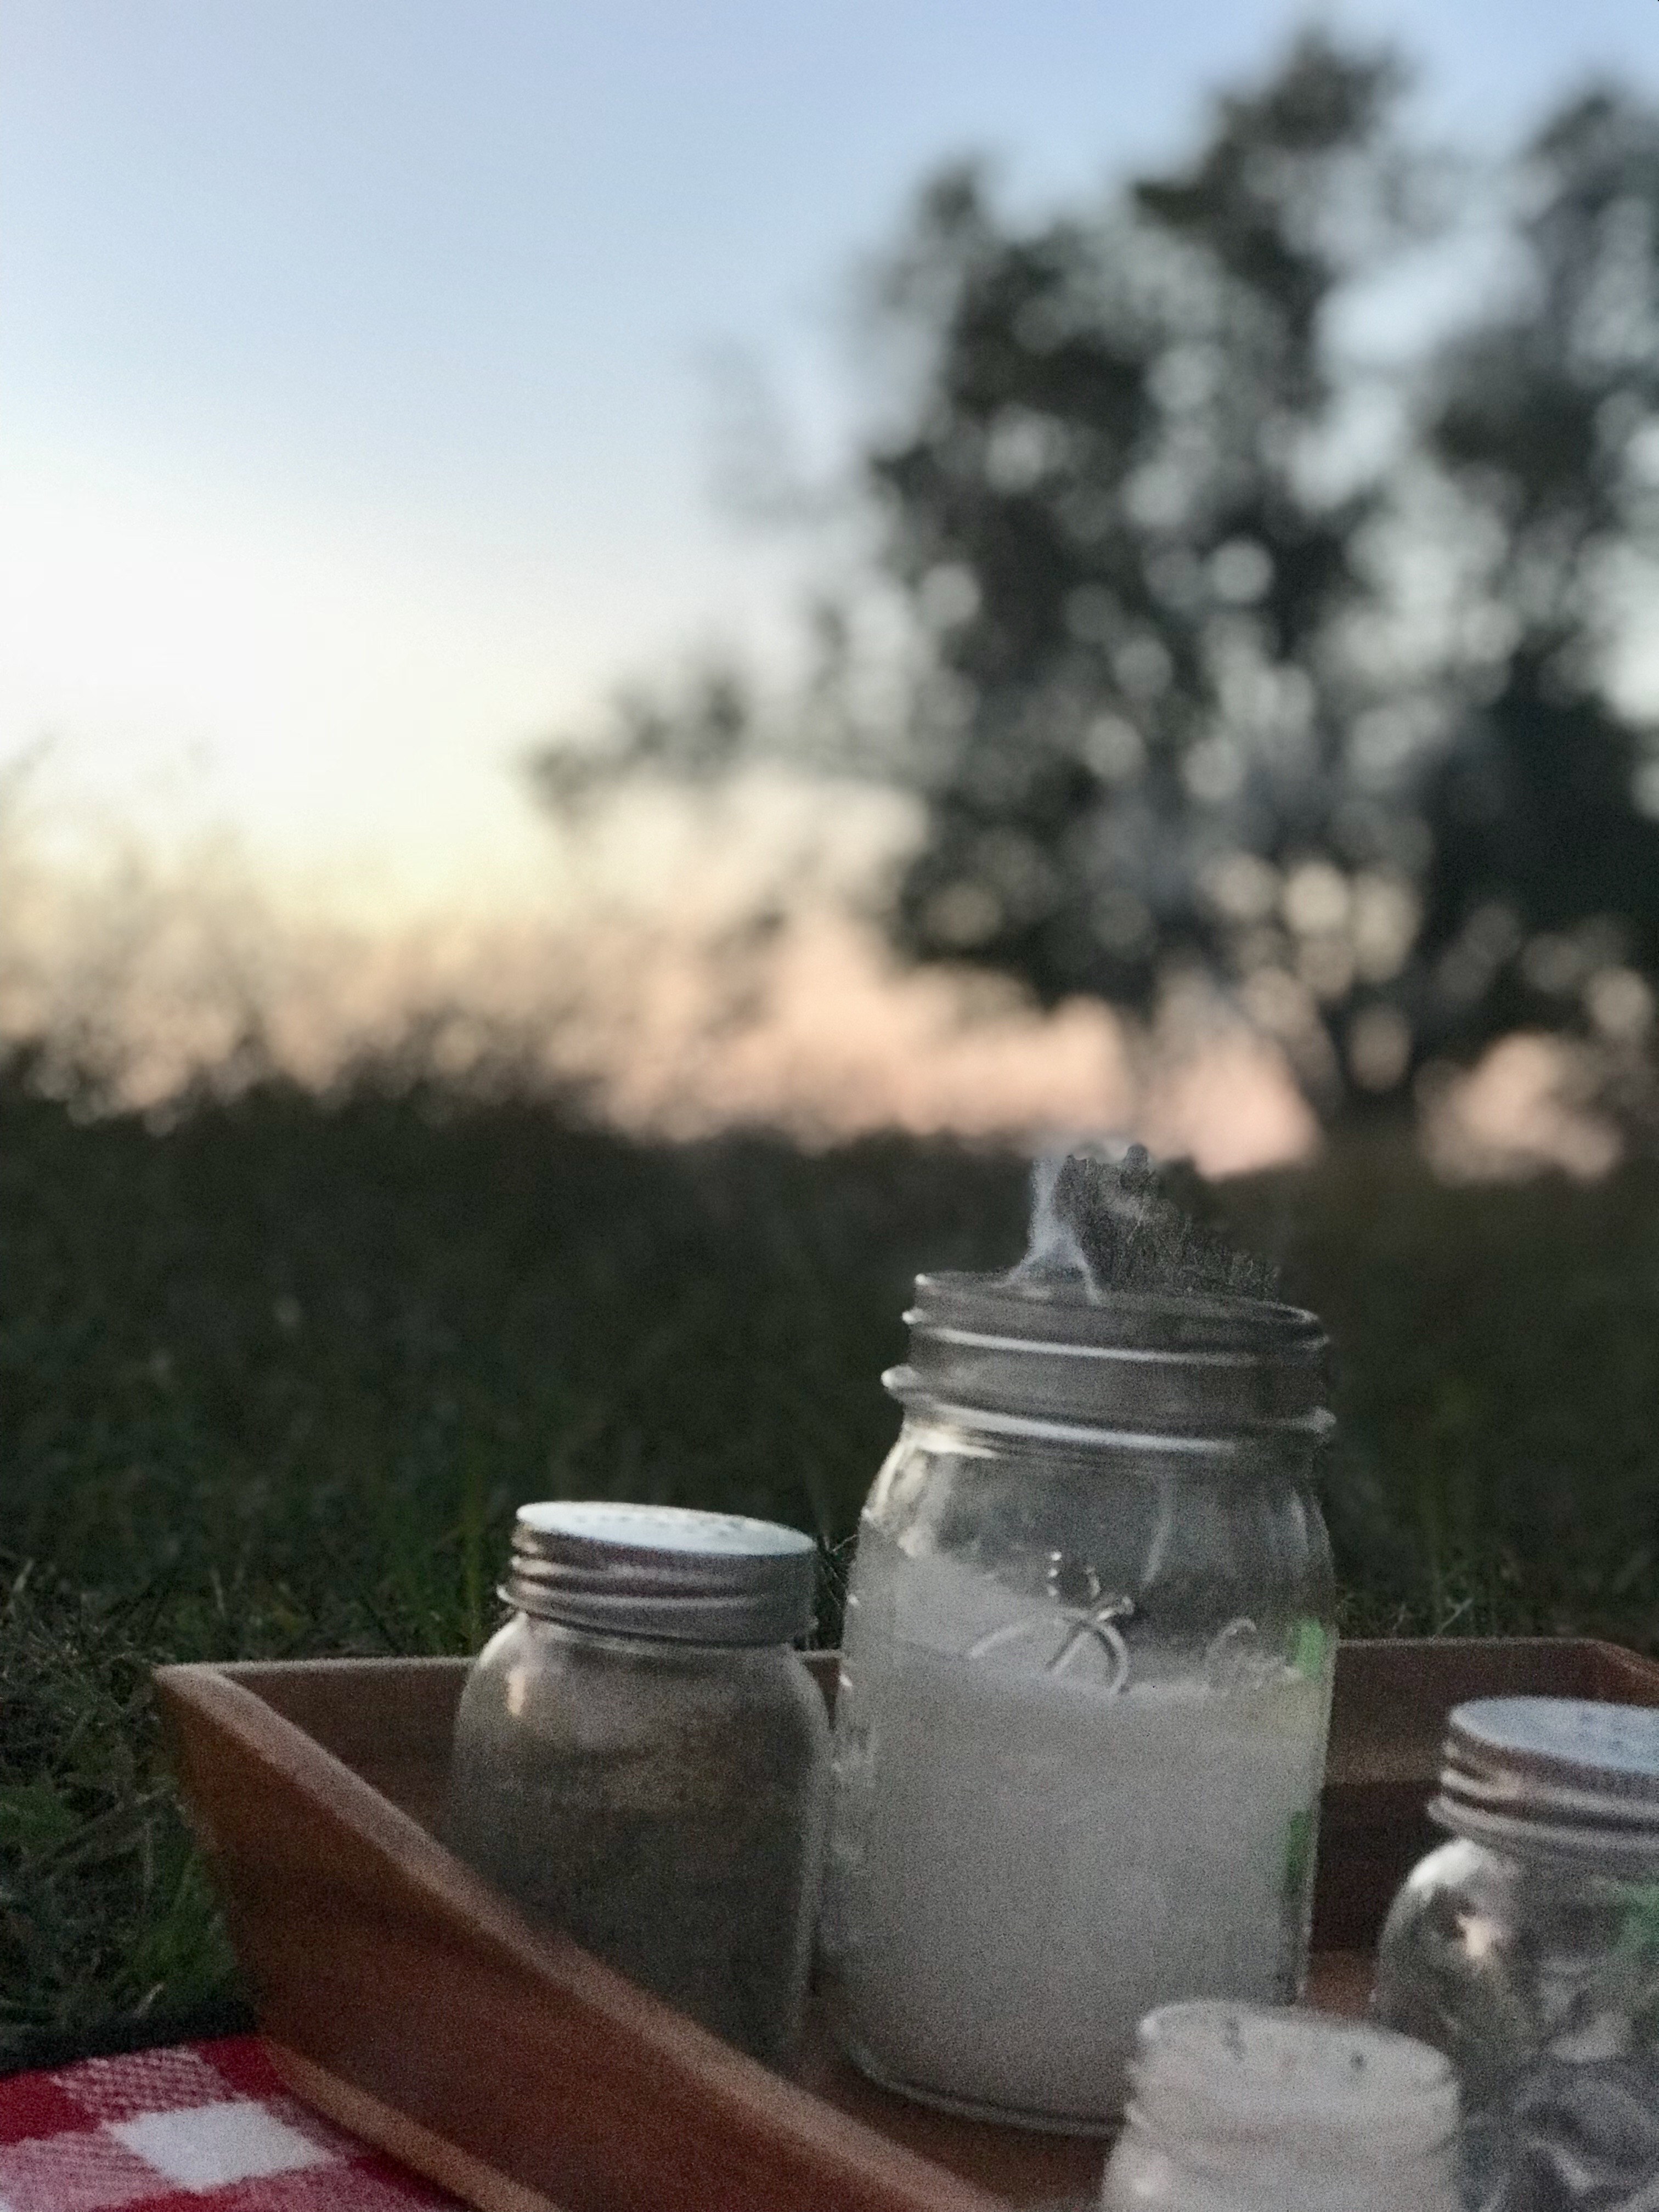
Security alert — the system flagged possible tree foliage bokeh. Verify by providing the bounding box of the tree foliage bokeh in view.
[531,35,1659,1118]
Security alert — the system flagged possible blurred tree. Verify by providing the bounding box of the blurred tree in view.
[851,34,1424,1108]
[1410,91,1659,1091]
[530,38,1659,1119]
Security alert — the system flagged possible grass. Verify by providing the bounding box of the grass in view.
[4,1049,1659,2069]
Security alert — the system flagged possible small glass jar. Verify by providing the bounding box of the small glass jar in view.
[1373,1697,1659,2210]
[443,1500,831,2066]
[820,1272,1337,2130]
[1099,2002,1462,2212]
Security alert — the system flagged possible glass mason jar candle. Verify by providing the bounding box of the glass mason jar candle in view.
[819,1271,1336,2130]
[443,1500,831,2066]
[1372,1696,1659,2209]
[1099,2002,1462,2212]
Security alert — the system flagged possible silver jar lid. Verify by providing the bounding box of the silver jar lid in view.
[504,1500,817,1645]
[888,1271,1330,1446]
[1434,1697,1659,1866]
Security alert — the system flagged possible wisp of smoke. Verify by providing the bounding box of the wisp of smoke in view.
[1008,1144,1279,1301]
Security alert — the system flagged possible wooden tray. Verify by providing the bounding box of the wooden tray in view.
[156,1638,1659,2212]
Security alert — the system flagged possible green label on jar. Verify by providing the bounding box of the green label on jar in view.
[1290,1620,1329,1681]
[1615,1880,1659,1962]
[1283,1806,1314,1904]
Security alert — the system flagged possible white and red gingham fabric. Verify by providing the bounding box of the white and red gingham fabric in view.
[0,2041,460,2212]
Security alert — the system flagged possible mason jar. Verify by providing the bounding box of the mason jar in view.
[443,1500,831,2066]
[1100,2002,1461,2212]
[1372,1696,1659,2209]
[819,1272,1336,2130]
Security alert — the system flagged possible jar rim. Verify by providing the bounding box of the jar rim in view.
[911,1271,1326,1354]
[1125,2002,1458,2153]
[883,1375,1336,1455]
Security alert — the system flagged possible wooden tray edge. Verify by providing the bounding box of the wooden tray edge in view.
[269,2044,572,2212]
[163,1638,1659,2212]
[156,1661,1007,2212]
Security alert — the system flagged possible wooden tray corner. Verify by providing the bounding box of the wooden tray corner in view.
[156,1637,1659,2212]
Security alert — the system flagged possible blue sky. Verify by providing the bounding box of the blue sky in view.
[4,0,1658,916]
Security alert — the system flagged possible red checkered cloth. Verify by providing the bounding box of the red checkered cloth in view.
[0,2041,461,2212]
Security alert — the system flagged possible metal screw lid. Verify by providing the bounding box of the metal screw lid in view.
[1434,1697,1659,1867]
[504,1500,817,1645]
[889,1272,1330,1445]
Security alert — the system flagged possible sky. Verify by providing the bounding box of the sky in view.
[5,0,1659,923]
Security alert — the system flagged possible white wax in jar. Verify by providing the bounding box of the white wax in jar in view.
[821,1531,1331,2128]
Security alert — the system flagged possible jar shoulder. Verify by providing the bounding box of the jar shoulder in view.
[1372,1829,1659,2124]
[850,1423,1334,1654]
[1375,1838,1516,1976]
[1378,1833,1659,1965]
[454,1613,830,1758]
[866,1419,1332,1526]
[1385,1836,1511,1911]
